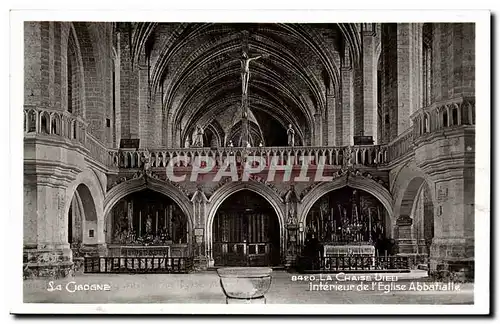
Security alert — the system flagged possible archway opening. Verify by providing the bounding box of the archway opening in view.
[212,190,280,266]
[401,177,435,262]
[412,184,435,256]
[67,184,98,254]
[107,189,189,257]
[304,186,394,257]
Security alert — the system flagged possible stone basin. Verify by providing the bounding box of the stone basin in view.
[217,267,273,299]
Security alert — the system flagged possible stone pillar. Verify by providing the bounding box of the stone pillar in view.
[326,93,336,146]
[284,189,299,268]
[285,225,299,268]
[396,215,417,254]
[113,48,122,147]
[340,56,354,146]
[314,113,323,146]
[138,63,149,148]
[152,91,163,147]
[429,168,474,277]
[191,189,208,270]
[352,64,364,138]
[381,23,422,141]
[415,124,475,278]
[396,24,422,134]
[431,23,475,104]
[24,22,42,107]
[362,23,378,143]
[117,24,140,140]
[24,174,74,278]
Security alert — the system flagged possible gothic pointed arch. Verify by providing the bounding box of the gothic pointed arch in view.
[205,181,286,262]
[103,177,194,232]
[299,175,393,225]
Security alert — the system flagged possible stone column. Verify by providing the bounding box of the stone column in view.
[396,24,422,135]
[138,63,149,148]
[325,93,336,146]
[415,125,475,278]
[381,23,422,141]
[24,22,42,107]
[340,54,354,146]
[191,189,208,270]
[362,23,378,143]
[395,215,417,254]
[429,168,474,277]
[24,174,74,278]
[313,113,323,146]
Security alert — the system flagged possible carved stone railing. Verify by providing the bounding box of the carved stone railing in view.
[108,145,389,169]
[384,127,415,163]
[85,133,112,167]
[410,96,475,138]
[28,103,455,170]
[24,105,87,144]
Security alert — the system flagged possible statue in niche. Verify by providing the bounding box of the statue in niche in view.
[193,126,204,147]
[228,140,234,147]
[287,124,295,147]
[145,214,153,235]
[287,204,296,225]
[285,186,298,226]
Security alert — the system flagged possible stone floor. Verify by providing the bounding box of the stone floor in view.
[23,270,473,304]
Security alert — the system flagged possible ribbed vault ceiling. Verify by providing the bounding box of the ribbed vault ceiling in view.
[131,23,361,145]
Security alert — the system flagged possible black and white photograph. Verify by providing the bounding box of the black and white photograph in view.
[7,7,490,315]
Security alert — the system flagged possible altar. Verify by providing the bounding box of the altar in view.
[323,244,376,258]
[108,245,171,257]
[121,245,171,257]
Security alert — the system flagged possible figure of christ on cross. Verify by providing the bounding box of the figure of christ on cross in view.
[240,50,262,97]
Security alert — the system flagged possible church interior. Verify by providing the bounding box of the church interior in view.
[23,22,475,280]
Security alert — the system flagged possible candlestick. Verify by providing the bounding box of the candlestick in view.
[156,211,158,234]
[139,210,142,237]
[169,205,173,238]
[368,208,372,243]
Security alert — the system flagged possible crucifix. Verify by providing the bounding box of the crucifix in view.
[238,30,265,146]
[240,31,262,97]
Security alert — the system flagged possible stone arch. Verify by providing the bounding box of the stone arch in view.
[398,177,432,219]
[299,176,394,226]
[50,112,61,135]
[392,164,436,220]
[65,169,105,244]
[391,162,436,252]
[205,181,286,263]
[103,177,194,235]
[39,111,50,134]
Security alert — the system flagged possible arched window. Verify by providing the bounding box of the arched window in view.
[28,110,37,133]
[67,31,80,116]
[67,54,73,114]
[40,113,49,134]
[423,24,433,107]
[51,115,58,135]
[452,108,459,126]
[442,110,448,128]
[72,121,77,139]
